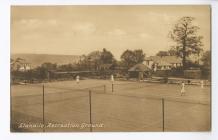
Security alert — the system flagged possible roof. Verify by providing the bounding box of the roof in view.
[158,60,172,66]
[128,64,150,72]
[99,64,113,69]
[144,56,182,66]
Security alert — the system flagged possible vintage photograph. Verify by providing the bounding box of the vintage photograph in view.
[11,5,211,132]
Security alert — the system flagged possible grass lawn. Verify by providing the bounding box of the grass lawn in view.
[11,79,211,132]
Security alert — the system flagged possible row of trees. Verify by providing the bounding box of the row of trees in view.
[78,48,115,71]
[75,48,146,71]
[156,49,177,57]
[10,48,146,82]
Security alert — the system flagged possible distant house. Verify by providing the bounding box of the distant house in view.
[143,56,182,71]
[11,59,31,72]
[18,62,31,71]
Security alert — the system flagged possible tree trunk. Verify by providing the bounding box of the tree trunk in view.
[182,54,186,70]
[182,43,186,70]
[182,23,188,70]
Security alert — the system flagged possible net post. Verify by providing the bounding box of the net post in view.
[104,85,106,93]
[42,84,45,132]
[112,83,114,93]
[89,90,92,132]
[162,98,165,132]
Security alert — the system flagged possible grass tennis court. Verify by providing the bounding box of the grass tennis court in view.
[11,79,211,132]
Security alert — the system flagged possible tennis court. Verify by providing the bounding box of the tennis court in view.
[11,79,211,132]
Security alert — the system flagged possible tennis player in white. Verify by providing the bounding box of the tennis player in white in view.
[111,74,114,83]
[181,81,185,96]
[76,75,80,84]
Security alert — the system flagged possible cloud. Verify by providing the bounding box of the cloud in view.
[19,18,42,28]
[107,28,126,36]
[17,18,59,29]
[47,19,58,26]
[138,33,150,39]
[71,22,96,35]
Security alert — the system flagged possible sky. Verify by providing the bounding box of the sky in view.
[11,5,211,60]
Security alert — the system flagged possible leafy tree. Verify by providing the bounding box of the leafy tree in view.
[100,48,114,64]
[41,62,57,70]
[121,49,145,69]
[34,63,57,79]
[11,58,25,83]
[133,49,146,63]
[121,50,136,69]
[168,48,178,56]
[58,64,77,71]
[35,67,47,79]
[156,51,169,57]
[169,17,203,69]
[87,51,102,70]
[201,50,211,69]
[78,49,116,71]
[77,55,90,70]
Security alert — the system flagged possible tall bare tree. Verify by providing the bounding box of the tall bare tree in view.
[169,17,203,69]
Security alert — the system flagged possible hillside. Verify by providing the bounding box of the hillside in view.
[11,53,82,68]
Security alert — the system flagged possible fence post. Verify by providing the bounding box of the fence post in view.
[162,98,165,132]
[89,90,92,132]
[42,84,45,132]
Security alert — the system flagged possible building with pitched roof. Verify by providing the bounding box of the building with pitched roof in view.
[128,64,151,80]
[143,56,182,71]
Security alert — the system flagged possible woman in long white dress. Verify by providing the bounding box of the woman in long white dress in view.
[76,75,80,84]
[200,80,204,88]
[111,74,114,83]
[181,81,185,96]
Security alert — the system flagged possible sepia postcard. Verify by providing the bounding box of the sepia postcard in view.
[11,5,211,132]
